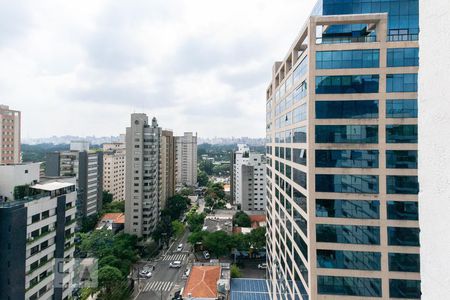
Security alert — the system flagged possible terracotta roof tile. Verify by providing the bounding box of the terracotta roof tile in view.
[182,266,220,298]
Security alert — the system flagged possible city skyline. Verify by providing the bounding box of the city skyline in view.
[1,0,316,139]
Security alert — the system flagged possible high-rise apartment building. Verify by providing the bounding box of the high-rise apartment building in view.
[161,130,176,208]
[0,177,77,300]
[103,142,126,201]
[45,142,103,218]
[265,0,420,298]
[232,144,266,211]
[0,104,21,164]
[175,132,198,187]
[124,114,161,238]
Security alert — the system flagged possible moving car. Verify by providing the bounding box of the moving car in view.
[203,250,210,259]
[139,267,153,278]
[176,243,183,252]
[258,263,267,269]
[169,261,182,268]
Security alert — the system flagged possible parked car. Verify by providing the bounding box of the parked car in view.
[182,267,190,279]
[170,261,182,268]
[172,290,183,300]
[258,263,267,269]
[176,243,183,252]
[203,250,210,259]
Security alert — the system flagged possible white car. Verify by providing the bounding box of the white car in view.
[139,269,152,278]
[258,263,267,269]
[169,261,182,268]
[176,243,183,252]
[203,250,210,259]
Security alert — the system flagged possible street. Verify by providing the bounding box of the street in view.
[133,229,191,300]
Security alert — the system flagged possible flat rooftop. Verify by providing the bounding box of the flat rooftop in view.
[31,181,74,191]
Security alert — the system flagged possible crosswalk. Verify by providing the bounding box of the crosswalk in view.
[143,281,174,292]
[162,253,186,261]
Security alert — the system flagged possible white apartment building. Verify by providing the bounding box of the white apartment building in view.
[0,162,41,202]
[103,142,126,201]
[0,177,77,300]
[124,114,161,238]
[175,132,198,187]
[0,104,21,164]
[232,144,266,211]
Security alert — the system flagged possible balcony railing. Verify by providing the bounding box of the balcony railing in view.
[316,35,377,44]
[387,34,419,42]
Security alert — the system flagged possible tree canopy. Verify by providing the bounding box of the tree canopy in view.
[233,211,251,227]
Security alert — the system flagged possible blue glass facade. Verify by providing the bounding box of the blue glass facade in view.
[388,227,420,246]
[387,48,419,67]
[316,125,378,143]
[316,174,379,194]
[386,99,418,118]
[316,150,379,168]
[318,276,382,297]
[387,73,418,92]
[389,253,420,272]
[389,279,421,299]
[316,199,380,219]
[316,224,380,244]
[387,176,419,194]
[387,201,418,220]
[316,75,379,94]
[321,0,419,38]
[316,49,379,69]
[386,125,418,143]
[316,100,379,119]
[386,150,418,168]
[317,249,381,270]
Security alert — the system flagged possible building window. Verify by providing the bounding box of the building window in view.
[293,127,307,143]
[386,150,418,168]
[315,150,379,168]
[316,224,380,245]
[387,48,419,67]
[386,176,419,194]
[315,174,379,194]
[386,73,418,92]
[315,100,378,119]
[316,199,380,219]
[388,227,420,246]
[317,249,381,271]
[318,276,381,297]
[315,75,379,94]
[316,49,379,69]
[293,188,307,213]
[293,149,307,166]
[293,169,307,189]
[315,125,378,143]
[387,201,418,220]
[389,253,420,272]
[293,104,307,123]
[386,99,417,118]
[389,279,421,299]
[386,125,418,143]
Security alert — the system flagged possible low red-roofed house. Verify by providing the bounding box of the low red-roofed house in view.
[182,265,221,299]
[96,213,125,233]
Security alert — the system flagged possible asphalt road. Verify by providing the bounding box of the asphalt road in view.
[133,230,191,300]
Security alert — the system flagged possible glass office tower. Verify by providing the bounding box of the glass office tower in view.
[265,0,420,298]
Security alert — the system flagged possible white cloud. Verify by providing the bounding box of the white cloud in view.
[0,0,316,139]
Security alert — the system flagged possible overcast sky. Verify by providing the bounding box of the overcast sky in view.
[1,0,316,139]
